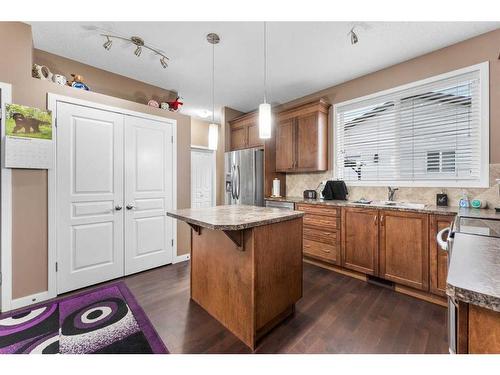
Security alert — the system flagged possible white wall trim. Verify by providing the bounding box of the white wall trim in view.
[332,61,490,188]
[0,82,12,312]
[173,253,190,264]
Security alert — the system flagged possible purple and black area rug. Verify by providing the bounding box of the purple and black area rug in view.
[0,282,168,354]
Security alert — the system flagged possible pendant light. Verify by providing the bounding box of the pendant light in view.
[207,33,220,151]
[259,22,272,139]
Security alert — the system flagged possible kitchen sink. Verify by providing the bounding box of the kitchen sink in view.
[369,201,426,209]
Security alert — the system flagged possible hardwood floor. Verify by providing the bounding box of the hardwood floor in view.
[123,261,449,354]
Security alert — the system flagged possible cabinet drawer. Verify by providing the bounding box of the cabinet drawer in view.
[303,227,338,245]
[303,214,339,230]
[296,204,340,217]
[303,239,338,264]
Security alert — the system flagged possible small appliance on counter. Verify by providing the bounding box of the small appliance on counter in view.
[303,190,317,200]
[436,192,448,207]
[272,178,281,197]
[322,180,348,200]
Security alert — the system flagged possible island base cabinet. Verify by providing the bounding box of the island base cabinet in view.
[457,302,500,354]
[190,218,303,349]
[379,211,429,291]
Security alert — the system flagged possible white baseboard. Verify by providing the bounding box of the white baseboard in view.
[173,253,190,264]
[10,290,55,311]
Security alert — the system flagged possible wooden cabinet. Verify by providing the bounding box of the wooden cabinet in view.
[341,207,379,275]
[379,210,429,291]
[276,100,330,172]
[229,112,264,151]
[429,214,454,296]
[275,118,295,170]
[296,203,340,265]
[457,302,500,354]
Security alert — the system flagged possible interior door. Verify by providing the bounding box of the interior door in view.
[124,115,173,275]
[56,102,124,294]
[191,149,214,208]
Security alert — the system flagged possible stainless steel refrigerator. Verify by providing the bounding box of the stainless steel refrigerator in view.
[225,148,264,206]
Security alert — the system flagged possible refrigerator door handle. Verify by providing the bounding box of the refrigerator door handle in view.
[231,165,236,200]
[236,165,241,200]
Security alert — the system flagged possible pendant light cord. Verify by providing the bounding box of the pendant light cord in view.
[212,39,215,124]
[263,21,267,104]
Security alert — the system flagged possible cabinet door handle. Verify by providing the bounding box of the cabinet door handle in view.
[380,215,385,226]
[374,215,378,225]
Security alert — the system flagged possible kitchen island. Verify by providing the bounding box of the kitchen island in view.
[167,205,305,349]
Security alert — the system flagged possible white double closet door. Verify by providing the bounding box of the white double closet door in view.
[56,102,173,294]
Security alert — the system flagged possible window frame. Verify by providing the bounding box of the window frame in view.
[332,62,489,188]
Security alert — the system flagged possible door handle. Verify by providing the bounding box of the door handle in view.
[115,205,123,211]
[236,165,240,200]
[126,203,136,210]
[436,227,450,252]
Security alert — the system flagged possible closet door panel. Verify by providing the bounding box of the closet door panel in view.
[124,116,174,275]
[56,103,124,294]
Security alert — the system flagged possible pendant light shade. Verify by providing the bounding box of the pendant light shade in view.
[259,22,272,139]
[208,123,219,150]
[258,103,272,139]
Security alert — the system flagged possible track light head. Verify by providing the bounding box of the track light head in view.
[103,37,112,51]
[350,28,359,45]
[160,57,168,69]
[134,46,142,57]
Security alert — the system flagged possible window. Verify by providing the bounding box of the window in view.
[334,63,489,187]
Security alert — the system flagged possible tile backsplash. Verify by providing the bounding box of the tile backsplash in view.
[286,164,500,208]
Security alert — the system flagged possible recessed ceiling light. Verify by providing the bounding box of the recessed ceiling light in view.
[197,109,212,118]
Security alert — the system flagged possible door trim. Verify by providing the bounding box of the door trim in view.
[191,146,216,208]
[0,82,12,312]
[48,93,178,297]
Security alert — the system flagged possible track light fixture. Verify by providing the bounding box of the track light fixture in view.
[160,57,168,69]
[349,28,359,45]
[101,34,169,69]
[103,36,113,51]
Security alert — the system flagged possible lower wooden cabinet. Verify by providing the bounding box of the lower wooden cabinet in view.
[457,302,500,354]
[379,210,429,291]
[429,214,454,296]
[297,202,454,300]
[341,207,379,276]
[297,203,340,265]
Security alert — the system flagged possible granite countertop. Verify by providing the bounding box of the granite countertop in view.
[265,196,458,215]
[167,205,304,231]
[266,196,500,218]
[446,232,500,312]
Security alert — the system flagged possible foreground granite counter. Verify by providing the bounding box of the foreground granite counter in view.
[446,232,500,312]
[167,204,304,230]
[167,204,304,349]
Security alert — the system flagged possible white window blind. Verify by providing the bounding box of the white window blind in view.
[334,63,488,187]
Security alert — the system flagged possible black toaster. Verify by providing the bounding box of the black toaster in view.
[303,190,317,200]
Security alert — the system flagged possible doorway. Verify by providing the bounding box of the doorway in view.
[191,147,216,208]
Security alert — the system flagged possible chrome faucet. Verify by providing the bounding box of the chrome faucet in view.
[388,187,399,202]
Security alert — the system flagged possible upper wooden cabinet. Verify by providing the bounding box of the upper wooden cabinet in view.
[379,210,429,291]
[276,99,330,172]
[341,207,379,276]
[229,112,263,151]
[429,214,454,296]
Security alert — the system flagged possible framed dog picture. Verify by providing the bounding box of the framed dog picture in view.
[5,103,52,140]
[3,103,54,169]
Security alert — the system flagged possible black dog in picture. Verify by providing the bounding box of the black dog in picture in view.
[11,113,50,134]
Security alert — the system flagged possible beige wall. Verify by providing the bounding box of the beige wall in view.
[282,28,500,207]
[0,22,191,297]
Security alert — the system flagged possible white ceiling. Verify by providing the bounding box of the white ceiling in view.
[30,22,499,122]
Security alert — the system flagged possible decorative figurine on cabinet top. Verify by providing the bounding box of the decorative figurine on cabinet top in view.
[166,96,183,112]
[67,74,90,91]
